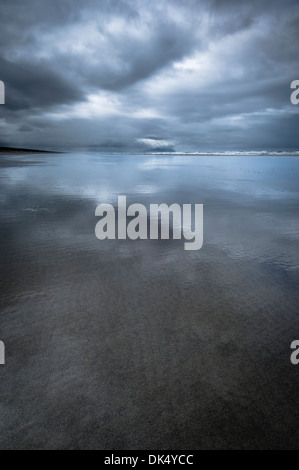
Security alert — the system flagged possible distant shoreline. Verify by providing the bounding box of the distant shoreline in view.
[0,147,298,157]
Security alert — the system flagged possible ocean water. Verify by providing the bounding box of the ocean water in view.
[0,151,298,449]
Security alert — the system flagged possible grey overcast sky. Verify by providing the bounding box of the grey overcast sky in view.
[0,0,298,152]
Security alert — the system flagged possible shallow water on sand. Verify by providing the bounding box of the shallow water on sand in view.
[0,152,298,449]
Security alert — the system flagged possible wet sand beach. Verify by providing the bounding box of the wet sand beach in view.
[0,152,298,449]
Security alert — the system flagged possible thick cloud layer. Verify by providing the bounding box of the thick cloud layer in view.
[0,0,298,151]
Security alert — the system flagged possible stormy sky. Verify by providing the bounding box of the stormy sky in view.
[0,0,298,152]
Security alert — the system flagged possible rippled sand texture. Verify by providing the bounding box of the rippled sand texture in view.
[0,152,298,449]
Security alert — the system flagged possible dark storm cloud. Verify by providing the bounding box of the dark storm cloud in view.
[0,58,83,111]
[87,22,196,91]
[0,0,298,150]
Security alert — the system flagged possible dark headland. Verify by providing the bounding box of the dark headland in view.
[0,146,61,154]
